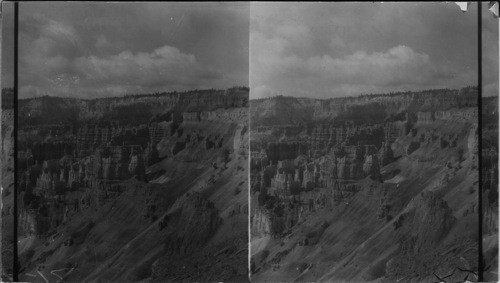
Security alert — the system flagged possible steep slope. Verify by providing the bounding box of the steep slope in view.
[16,88,249,282]
[251,120,478,282]
[250,87,479,282]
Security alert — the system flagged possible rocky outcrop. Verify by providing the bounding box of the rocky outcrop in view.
[76,124,121,157]
[307,124,386,156]
[259,145,383,191]
[13,87,250,283]
[127,149,146,179]
[96,145,144,180]
[252,209,272,236]
[161,193,222,254]
[417,111,434,124]
[149,122,170,144]
[250,86,480,282]
[20,88,249,126]
[406,141,420,155]
[409,191,455,248]
[435,108,478,121]
[183,112,200,122]
[330,181,361,205]
[383,122,406,144]
[251,87,477,128]
[308,125,343,153]
[385,192,458,280]
[144,142,160,166]
[362,154,380,179]
[414,108,478,125]
[151,193,223,280]
[379,142,394,166]
[323,145,380,181]
[200,107,248,123]
[336,156,363,180]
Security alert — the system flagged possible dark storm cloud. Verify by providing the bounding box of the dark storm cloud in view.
[18,2,249,99]
[250,2,485,99]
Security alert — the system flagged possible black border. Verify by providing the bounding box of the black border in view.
[12,1,19,282]
[6,1,492,282]
[477,1,484,282]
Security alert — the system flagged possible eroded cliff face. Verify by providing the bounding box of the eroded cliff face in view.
[250,87,479,282]
[15,87,249,282]
[250,87,477,127]
[19,87,248,126]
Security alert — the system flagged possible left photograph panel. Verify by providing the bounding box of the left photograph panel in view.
[13,2,249,282]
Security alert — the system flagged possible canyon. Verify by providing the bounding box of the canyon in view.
[250,87,485,282]
[6,87,249,282]
[1,86,497,282]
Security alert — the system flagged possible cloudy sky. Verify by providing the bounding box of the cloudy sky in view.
[2,2,15,89]
[12,2,249,99]
[1,2,497,99]
[250,2,498,99]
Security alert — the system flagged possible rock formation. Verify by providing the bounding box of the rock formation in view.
[250,86,480,282]
[13,87,250,282]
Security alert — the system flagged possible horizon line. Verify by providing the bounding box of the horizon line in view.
[3,86,250,101]
[249,85,482,101]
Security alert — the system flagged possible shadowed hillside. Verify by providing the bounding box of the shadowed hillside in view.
[250,87,480,282]
[14,87,249,282]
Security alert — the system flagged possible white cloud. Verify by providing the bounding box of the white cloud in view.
[39,18,80,47]
[74,45,221,87]
[252,34,460,98]
[305,45,443,86]
[250,3,478,99]
[17,4,249,98]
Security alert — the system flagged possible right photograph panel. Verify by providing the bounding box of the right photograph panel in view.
[250,3,480,282]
